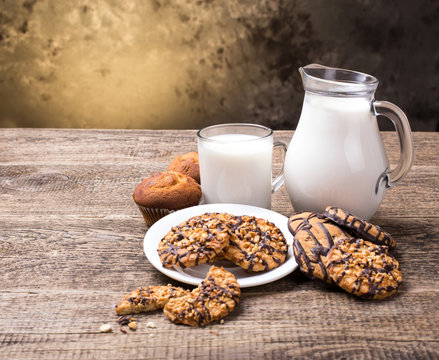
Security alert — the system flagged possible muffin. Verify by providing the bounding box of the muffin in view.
[133,171,202,226]
[167,152,200,184]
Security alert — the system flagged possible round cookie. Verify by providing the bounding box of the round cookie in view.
[325,238,402,299]
[223,215,288,272]
[288,211,351,283]
[163,266,241,327]
[324,206,396,249]
[157,213,232,269]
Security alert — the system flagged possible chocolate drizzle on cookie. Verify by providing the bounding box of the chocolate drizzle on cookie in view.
[163,266,241,327]
[289,211,350,283]
[325,238,402,300]
[324,206,396,249]
[127,287,152,305]
[225,215,288,272]
[115,285,190,315]
[176,275,240,326]
[158,212,288,272]
[288,208,402,300]
[158,213,231,268]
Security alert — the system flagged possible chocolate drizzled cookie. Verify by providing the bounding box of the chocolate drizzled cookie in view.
[324,206,396,249]
[163,266,240,327]
[157,213,232,268]
[224,215,288,272]
[115,285,190,315]
[325,238,402,299]
[288,211,351,283]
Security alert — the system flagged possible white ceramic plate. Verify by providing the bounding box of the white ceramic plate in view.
[143,203,297,288]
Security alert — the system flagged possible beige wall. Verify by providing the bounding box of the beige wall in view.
[0,0,438,130]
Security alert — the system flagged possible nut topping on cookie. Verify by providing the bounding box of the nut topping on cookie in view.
[325,238,402,299]
[157,213,233,268]
[224,215,288,272]
[115,285,189,315]
[163,266,240,327]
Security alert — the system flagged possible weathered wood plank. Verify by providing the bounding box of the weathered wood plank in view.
[0,163,437,219]
[1,129,438,166]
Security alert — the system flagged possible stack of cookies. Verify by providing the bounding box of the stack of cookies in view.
[288,206,402,300]
[157,212,289,273]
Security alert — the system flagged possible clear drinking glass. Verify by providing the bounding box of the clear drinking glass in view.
[197,123,287,209]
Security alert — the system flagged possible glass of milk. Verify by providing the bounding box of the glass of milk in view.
[284,64,414,220]
[197,123,287,209]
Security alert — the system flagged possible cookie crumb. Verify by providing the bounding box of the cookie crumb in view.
[146,321,156,328]
[99,323,112,333]
[118,315,130,326]
[128,321,137,331]
[220,319,225,324]
[120,326,128,334]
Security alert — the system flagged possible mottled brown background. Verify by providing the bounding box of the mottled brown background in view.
[0,0,438,130]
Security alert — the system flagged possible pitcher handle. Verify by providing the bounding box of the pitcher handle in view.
[272,141,288,193]
[373,100,414,188]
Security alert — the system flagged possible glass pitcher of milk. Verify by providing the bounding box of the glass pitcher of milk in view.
[284,64,414,220]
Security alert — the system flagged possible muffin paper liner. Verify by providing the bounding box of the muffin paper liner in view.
[136,205,174,227]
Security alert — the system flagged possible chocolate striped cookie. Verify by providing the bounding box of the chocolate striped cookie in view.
[324,206,396,249]
[288,211,351,283]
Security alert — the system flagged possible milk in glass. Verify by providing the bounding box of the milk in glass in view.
[198,134,273,208]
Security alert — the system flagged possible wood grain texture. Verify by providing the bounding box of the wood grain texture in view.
[0,129,438,359]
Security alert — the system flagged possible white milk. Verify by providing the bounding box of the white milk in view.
[198,134,273,208]
[284,93,389,219]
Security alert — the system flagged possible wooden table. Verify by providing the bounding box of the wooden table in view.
[1,129,438,359]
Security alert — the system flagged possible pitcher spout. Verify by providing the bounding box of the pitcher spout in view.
[299,64,326,84]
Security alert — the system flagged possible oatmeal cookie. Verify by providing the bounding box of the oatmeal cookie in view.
[288,211,351,283]
[325,238,402,299]
[324,206,396,249]
[163,266,240,327]
[157,213,233,268]
[223,215,288,272]
[115,285,190,315]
